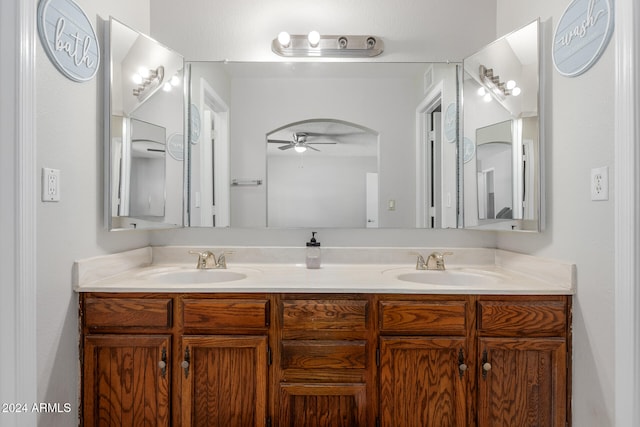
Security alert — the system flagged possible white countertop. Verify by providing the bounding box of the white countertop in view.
[73,246,576,295]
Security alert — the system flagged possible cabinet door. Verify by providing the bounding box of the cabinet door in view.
[478,338,567,427]
[279,383,367,427]
[379,337,469,427]
[83,334,171,427]
[180,335,268,427]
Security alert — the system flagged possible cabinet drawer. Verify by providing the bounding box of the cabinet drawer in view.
[478,300,567,336]
[281,300,368,332]
[84,297,172,328]
[281,340,367,369]
[182,298,269,330]
[379,300,467,335]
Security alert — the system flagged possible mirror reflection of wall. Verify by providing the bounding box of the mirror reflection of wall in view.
[462,19,541,232]
[106,18,185,230]
[187,61,460,229]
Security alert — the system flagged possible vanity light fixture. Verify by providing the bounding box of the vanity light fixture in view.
[478,65,521,101]
[272,32,384,57]
[132,65,164,99]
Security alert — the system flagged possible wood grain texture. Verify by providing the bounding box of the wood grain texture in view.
[478,337,567,427]
[379,300,467,335]
[180,335,268,427]
[85,297,172,328]
[83,334,170,427]
[182,298,269,331]
[279,383,367,427]
[478,300,566,337]
[379,337,469,427]
[281,340,367,369]
[281,299,368,331]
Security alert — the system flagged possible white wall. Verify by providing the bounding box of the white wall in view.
[151,0,497,62]
[35,2,152,425]
[494,1,616,426]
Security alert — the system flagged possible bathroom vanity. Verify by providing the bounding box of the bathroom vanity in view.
[76,247,573,427]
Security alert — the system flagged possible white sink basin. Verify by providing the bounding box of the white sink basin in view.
[385,268,507,286]
[140,267,256,284]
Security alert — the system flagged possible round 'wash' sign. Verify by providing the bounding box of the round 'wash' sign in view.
[552,0,614,77]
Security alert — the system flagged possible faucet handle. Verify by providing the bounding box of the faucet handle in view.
[216,251,234,268]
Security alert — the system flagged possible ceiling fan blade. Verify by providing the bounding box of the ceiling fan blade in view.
[278,144,294,150]
[306,141,337,145]
[307,145,321,152]
[268,139,292,144]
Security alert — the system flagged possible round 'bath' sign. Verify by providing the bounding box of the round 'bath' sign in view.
[552,0,614,77]
[37,0,100,82]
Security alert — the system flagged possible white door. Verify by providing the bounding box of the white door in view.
[366,172,379,228]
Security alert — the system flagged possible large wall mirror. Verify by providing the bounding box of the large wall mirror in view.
[462,19,542,231]
[186,61,460,229]
[105,18,185,230]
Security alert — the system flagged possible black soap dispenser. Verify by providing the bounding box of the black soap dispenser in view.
[306,231,321,269]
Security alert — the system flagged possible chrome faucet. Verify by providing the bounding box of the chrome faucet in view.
[189,250,232,269]
[416,251,453,270]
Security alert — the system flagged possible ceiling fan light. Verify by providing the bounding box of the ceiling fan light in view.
[294,145,307,153]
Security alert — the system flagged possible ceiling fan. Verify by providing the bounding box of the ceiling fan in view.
[267,132,337,153]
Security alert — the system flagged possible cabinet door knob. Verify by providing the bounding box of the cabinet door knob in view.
[159,347,167,378]
[483,362,492,372]
[181,360,189,369]
[459,363,468,372]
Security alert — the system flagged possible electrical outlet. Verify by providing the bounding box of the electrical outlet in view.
[42,168,60,202]
[591,166,608,201]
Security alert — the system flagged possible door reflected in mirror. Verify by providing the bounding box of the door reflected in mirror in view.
[187,61,460,229]
[462,19,542,232]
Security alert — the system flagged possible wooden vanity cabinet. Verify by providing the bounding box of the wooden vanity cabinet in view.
[273,295,376,427]
[81,294,173,426]
[476,296,571,427]
[80,292,571,427]
[377,296,475,427]
[179,296,271,427]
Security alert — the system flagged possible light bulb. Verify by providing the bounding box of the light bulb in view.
[512,87,522,96]
[138,67,150,79]
[170,75,180,86]
[294,145,307,153]
[477,87,486,96]
[308,31,321,47]
[162,82,172,92]
[132,73,143,85]
[506,80,517,90]
[483,93,493,103]
[277,31,291,48]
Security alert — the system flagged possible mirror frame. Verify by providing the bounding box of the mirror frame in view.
[104,17,185,231]
[461,19,543,232]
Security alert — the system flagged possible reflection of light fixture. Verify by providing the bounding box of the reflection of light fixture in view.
[307,30,321,47]
[277,31,291,48]
[294,144,307,153]
[132,65,164,99]
[478,65,521,101]
[272,33,384,57]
